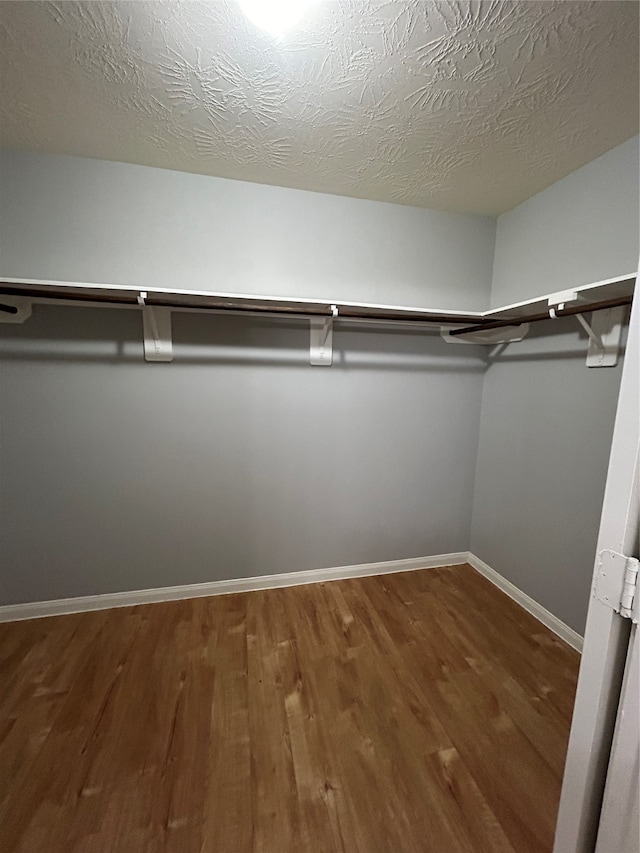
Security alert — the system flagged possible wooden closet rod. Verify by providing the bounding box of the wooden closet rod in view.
[449,294,634,337]
[0,284,485,326]
[0,277,635,331]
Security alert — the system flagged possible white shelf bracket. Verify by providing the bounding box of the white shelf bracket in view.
[310,304,337,366]
[0,296,32,324]
[548,292,625,367]
[137,292,173,362]
[582,307,625,368]
[574,312,601,348]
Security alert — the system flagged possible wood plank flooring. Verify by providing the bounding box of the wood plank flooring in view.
[0,565,580,852]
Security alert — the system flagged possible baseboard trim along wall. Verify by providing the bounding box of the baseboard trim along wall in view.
[465,553,584,653]
[0,551,583,652]
[0,553,469,623]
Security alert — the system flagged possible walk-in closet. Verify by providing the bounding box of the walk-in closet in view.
[1,2,638,852]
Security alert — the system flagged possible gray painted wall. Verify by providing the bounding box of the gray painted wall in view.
[0,149,495,310]
[491,135,639,308]
[472,137,638,634]
[0,149,494,606]
[1,143,636,630]
[0,305,486,605]
[471,319,626,634]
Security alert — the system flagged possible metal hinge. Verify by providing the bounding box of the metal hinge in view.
[594,550,639,623]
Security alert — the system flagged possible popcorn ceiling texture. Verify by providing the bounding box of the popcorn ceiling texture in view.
[0,0,638,215]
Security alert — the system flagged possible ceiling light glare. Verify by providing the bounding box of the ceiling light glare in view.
[237,0,315,37]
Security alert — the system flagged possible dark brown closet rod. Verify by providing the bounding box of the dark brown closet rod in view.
[0,285,485,325]
[0,286,634,329]
[449,293,634,337]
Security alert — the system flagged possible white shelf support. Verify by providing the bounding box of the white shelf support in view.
[138,292,173,362]
[0,295,32,324]
[574,313,602,348]
[584,307,625,368]
[310,304,337,366]
[547,292,626,367]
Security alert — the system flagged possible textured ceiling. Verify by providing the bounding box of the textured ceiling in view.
[0,0,638,215]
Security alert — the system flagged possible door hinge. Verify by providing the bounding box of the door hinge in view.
[594,550,639,624]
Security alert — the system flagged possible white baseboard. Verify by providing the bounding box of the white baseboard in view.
[466,552,584,653]
[0,551,585,653]
[0,552,470,623]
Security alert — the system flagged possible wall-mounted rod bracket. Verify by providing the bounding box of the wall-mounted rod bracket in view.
[0,296,32,324]
[138,292,173,362]
[548,289,579,319]
[310,304,338,365]
[440,323,530,346]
